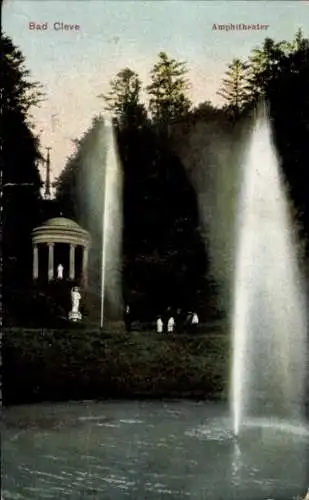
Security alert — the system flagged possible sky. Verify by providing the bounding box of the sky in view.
[3,0,309,182]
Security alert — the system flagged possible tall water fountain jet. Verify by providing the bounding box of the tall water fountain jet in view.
[231,104,307,437]
[79,116,123,326]
[100,117,123,327]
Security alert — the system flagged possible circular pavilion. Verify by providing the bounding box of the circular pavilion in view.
[31,217,91,286]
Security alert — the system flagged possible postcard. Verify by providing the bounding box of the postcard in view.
[2,1,309,499]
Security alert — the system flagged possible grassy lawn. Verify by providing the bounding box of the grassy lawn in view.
[3,328,231,405]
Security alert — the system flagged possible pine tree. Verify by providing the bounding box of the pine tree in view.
[146,52,192,128]
[217,58,249,118]
[283,28,309,54]
[245,38,285,103]
[98,68,147,128]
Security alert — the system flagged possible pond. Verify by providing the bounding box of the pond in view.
[2,400,308,499]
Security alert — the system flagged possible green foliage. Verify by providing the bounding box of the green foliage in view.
[147,52,192,128]
[289,27,309,52]
[98,68,148,129]
[1,33,43,290]
[245,38,286,104]
[217,58,249,117]
[216,29,309,234]
[1,33,43,188]
[218,30,309,117]
[3,328,229,405]
[265,34,309,252]
[1,33,43,119]
[190,100,225,122]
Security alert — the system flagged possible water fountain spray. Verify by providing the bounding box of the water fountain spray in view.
[231,103,307,437]
[100,116,123,328]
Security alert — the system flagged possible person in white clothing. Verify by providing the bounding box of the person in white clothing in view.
[191,312,199,333]
[156,316,163,333]
[167,316,175,333]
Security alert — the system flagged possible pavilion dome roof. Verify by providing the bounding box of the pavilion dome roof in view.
[32,217,91,247]
[43,217,82,229]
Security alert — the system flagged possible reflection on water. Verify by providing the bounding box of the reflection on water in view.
[231,442,242,486]
[2,400,308,499]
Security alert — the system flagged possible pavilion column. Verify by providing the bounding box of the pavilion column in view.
[48,243,54,281]
[82,246,89,287]
[69,244,76,280]
[33,244,39,280]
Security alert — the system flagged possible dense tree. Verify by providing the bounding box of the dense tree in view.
[217,58,249,118]
[244,38,286,106]
[56,29,309,323]
[266,34,309,251]
[216,28,309,265]
[1,34,43,118]
[190,100,225,123]
[1,34,43,187]
[98,68,148,129]
[282,28,309,54]
[230,31,309,248]
[1,33,43,294]
[147,52,192,129]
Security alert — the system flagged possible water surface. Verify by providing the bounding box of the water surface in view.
[2,400,308,499]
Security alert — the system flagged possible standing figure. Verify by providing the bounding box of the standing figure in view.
[124,305,132,332]
[69,286,82,321]
[167,316,175,334]
[191,312,199,333]
[156,316,163,334]
[57,263,64,280]
[71,286,81,313]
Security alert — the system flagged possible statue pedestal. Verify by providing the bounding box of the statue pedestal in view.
[68,310,82,322]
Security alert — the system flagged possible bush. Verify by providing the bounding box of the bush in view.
[3,328,230,405]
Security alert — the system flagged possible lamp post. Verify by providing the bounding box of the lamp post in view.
[44,147,52,199]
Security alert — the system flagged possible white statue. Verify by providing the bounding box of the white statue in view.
[57,263,64,279]
[69,286,82,321]
[71,287,81,313]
